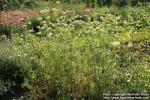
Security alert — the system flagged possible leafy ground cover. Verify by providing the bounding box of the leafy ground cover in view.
[0,3,150,100]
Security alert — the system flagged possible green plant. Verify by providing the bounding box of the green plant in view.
[0,6,150,99]
[115,0,128,7]
[0,25,12,38]
[27,17,41,33]
[0,0,37,10]
[131,0,138,6]
[0,44,25,95]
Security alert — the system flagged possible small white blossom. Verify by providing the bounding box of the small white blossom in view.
[127,80,131,82]
[29,29,34,33]
[37,32,42,35]
[21,35,24,37]
[17,55,21,57]
[23,25,27,28]
[28,22,31,25]
[24,54,28,56]
[37,17,42,21]
[127,42,133,48]
[125,73,131,76]
[30,57,34,60]
[9,56,12,59]
[46,16,50,20]
[40,9,50,13]
[51,8,59,12]
[56,1,61,4]
[111,41,120,47]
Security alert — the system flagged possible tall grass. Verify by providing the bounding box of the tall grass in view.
[0,6,150,99]
[50,0,150,7]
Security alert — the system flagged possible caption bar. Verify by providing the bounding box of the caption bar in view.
[103,93,149,99]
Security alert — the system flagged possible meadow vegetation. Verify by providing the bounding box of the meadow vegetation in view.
[0,0,150,99]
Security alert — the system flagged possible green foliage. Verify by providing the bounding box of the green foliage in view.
[0,0,37,9]
[131,0,138,6]
[0,7,150,99]
[0,1,9,12]
[97,0,112,7]
[91,0,95,8]
[54,0,150,7]
[0,43,24,95]
[0,25,12,38]
[27,17,41,33]
[114,0,128,7]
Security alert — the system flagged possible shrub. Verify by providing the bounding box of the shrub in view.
[0,49,24,95]
[97,0,112,7]
[0,25,12,38]
[131,0,138,6]
[0,1,9,12]
[115,0,128,7]
[0,0,37,10]
[91,0,95,8]
[27,17,41,33]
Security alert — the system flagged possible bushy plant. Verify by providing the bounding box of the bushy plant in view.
[115,0,128,7]
[0,43,25,95]
[0,25,12,38]
[97,0,112,7]
[27,17,41,33]
[58,0,150,7]
[0,0,37,10]
[131,0,138,6]
[0,1,9,12]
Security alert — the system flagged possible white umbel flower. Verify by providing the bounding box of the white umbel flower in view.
[111,41,120,47]
[127,42,133,48]
[56,1,61,4]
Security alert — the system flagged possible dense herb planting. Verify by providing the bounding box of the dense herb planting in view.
[0,7,150,99]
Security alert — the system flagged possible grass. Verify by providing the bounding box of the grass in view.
[0,2,150,99]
